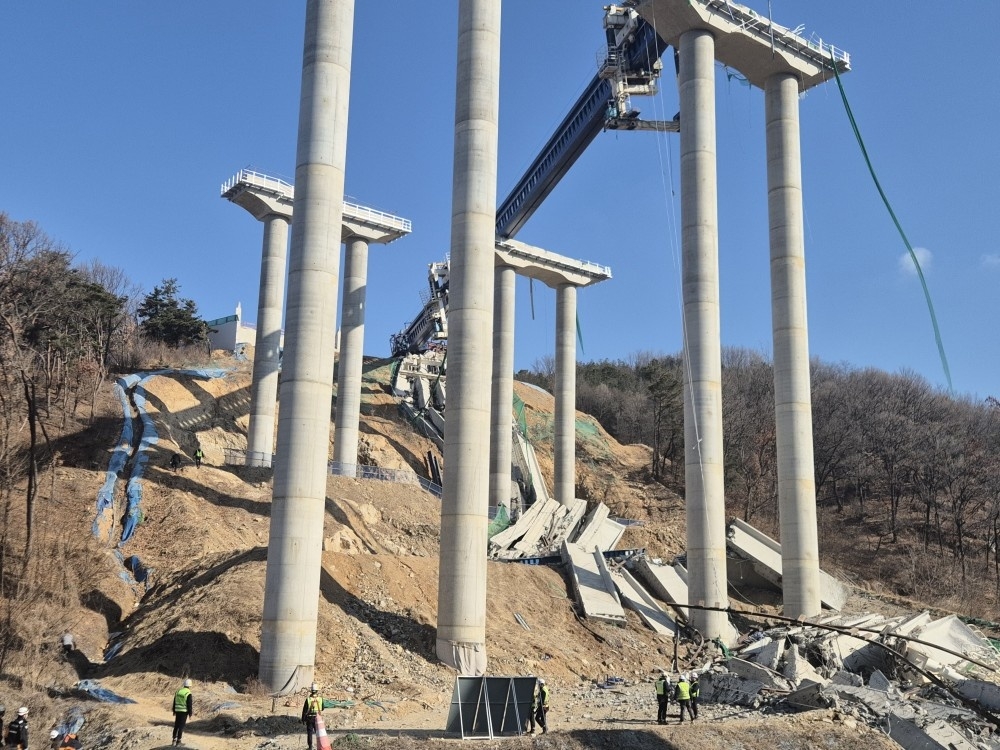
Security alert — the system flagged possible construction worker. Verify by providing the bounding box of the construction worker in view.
[169,453,181,472]
[60,631,75,656]
[193,448,204,468]
[301,683,323,750]
[6,707,28,750]
[675,673,694,723]
[690,673,700,719]
[171,678,193,746]
[654,671,671,724]
[534,678,550,734]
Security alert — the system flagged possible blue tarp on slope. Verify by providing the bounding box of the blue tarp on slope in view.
[74,680,135,704]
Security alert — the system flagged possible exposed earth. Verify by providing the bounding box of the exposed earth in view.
[0,355,920,749]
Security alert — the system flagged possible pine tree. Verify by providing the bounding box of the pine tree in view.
[137,278,206,347]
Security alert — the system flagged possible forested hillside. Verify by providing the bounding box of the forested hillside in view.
[521,349,1000,615]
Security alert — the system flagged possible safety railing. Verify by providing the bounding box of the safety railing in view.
[342,201,412,234]
[224,448,275,468]
[220,169,293,197]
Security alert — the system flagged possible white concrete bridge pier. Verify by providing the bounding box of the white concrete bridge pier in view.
[259,0,354,693]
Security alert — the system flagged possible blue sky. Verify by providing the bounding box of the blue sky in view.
[2,2,997,399]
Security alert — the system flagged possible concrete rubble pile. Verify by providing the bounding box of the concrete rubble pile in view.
[488,500,624,561]
[697,611,1000,750]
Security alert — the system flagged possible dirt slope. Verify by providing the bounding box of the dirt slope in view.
[2,357,896,750]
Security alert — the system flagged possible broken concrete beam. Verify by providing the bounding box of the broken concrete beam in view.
[725,657,794,692]
[573,502,610,549]
[905,615,1000,678]
[543,498,587,551]
[514,499,566,555]
[726,518,847,610]
[699,671,764,707]
[633,557,690,620]
[489,495,551,551]
[591,517,625,552]
[610,568,677,638]
[561,541,626,625]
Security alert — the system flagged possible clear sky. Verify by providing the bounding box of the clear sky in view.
[2,2,997,399]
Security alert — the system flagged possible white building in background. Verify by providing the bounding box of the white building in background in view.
[206,303,282,354]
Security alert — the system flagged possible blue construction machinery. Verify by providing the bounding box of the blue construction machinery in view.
[495,6,678,240]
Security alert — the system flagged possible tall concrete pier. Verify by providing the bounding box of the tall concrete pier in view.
[489,264,516,512]
[554,284,577,507]
[678,28,729,640]
[436,0,501,676]
[489,240,611,514]
[634,0,849,628]
[766,72,820,618]
[332,208,411,473]
[259,0,354,691]
[220,171,294,469]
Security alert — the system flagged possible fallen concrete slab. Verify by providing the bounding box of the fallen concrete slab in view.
[633,557,690,620]
[726,519,847,610]
[590,517,626,552]
[700,671,764,707]
[573,503,610,550]
[887,713,980,750]
[782,682,831,711]
[610,568,677,638]
[561,541,626,625]
[782,645,826,688]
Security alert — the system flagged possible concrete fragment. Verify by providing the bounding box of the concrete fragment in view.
[782,682,831,711]
[726,519,847,610]
[726,657,793,692]
[906,615,1000,678]
[591,517,626,551]
[738,635,772,659]
[887,713,980,750]
[956,679,1000,712]
[753,638,783,671]
[699,671,764,707]
[782,645,825,688]
[868,669,891,692]
[830,670,863,687]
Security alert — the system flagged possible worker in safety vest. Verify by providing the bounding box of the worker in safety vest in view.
[654,671,671,724]
[300,683,323,750]
[689,673,700,719]
[675,674,694,723]
[534,678,550,734]
[171,679,193,746]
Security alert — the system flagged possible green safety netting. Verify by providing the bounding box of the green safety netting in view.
[487,505,510,539]
[512,392,529,438]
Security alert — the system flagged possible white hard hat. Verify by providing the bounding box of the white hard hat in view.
[537,678,545,685]
[50,730,60,739]
[310,682,319,693]
[17,707,28,716]
[183,678,193,687]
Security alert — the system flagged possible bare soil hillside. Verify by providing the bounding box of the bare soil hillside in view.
[0,356,898,750]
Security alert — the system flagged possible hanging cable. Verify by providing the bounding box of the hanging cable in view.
[831,63,953,392]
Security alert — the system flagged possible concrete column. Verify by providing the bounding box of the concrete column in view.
[259,0,353,692]
[766,72,821,619]
[489,265,516,513]
[333,237,369,476]
[554,283,577,508]
[246,214,289,468]
[679,29,729,641]
[436,0,501,676]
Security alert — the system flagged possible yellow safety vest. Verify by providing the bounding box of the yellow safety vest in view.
[540,685,550,708]
[174,687,191,713]
[675,681,690,701]
[306,696,323,716]
[655,678,667,696]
